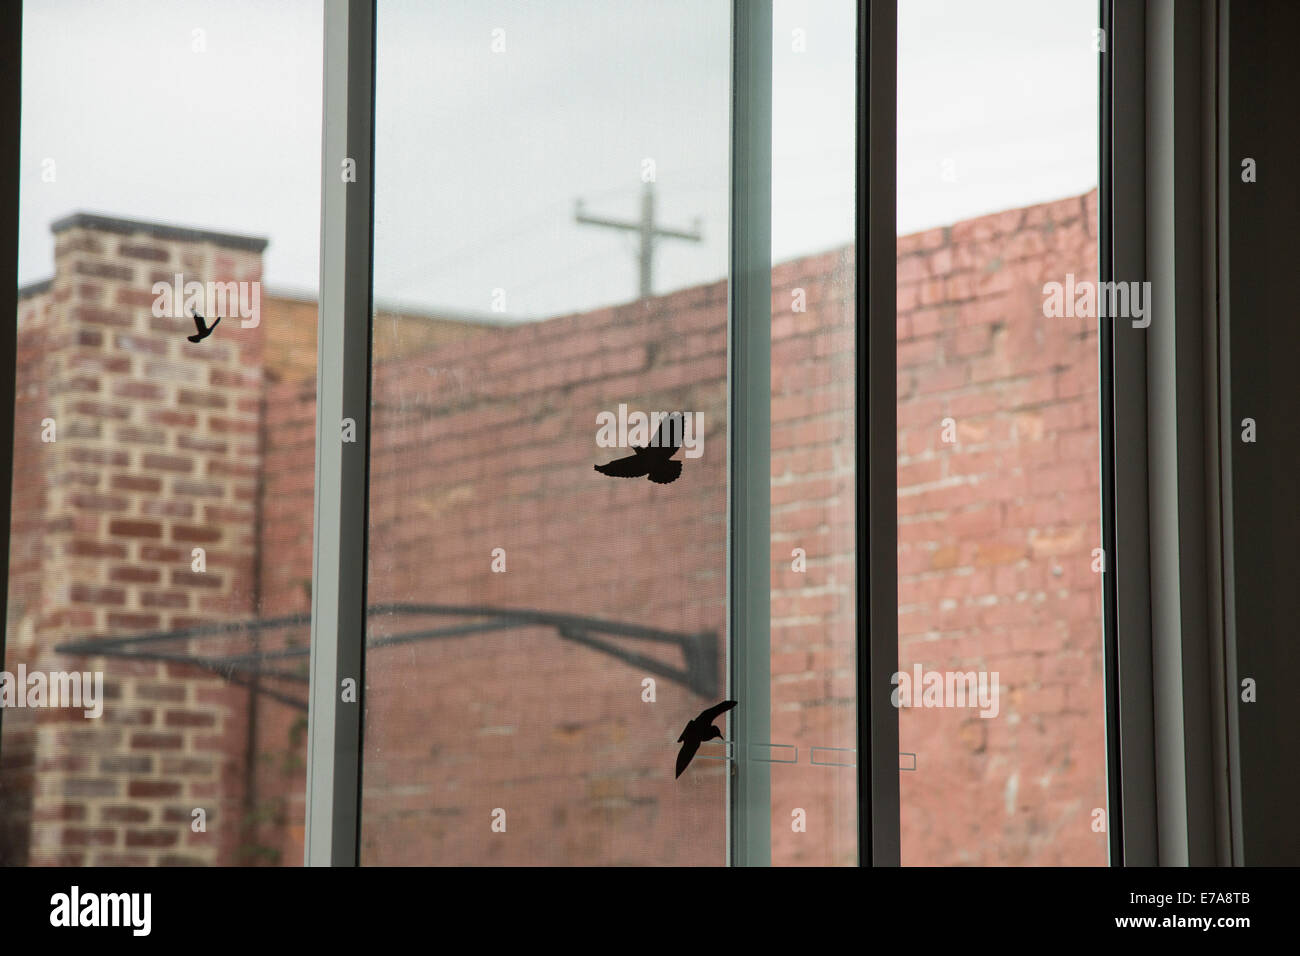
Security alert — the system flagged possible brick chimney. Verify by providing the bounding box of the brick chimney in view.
[17,214,267,865]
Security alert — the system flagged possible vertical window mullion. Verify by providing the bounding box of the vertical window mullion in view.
[857,0,899,867]
[727,0,773,867]
[305,0,376,868]
[1104,0,1157,868]
[0,3,19,761]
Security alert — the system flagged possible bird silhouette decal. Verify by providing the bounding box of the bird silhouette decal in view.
[187,310,220,343]
[594,411,686,484]
[676,699,737,778]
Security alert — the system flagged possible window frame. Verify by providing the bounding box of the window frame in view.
[11,0,1223,869]
[727,0,775,867]
[0,0,898,871]
[1102,0,1240,866]
[857,0,900,867]
[0,0,20,791]
[305,0,901,867]
[305,0,376,867]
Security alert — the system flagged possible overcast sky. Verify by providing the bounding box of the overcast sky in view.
[19,0,1097,319]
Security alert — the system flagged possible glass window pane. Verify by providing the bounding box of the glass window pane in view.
[769,0,859,865]
[365,0,732,865]
[5,0,323,866]
[895,0,1104,865]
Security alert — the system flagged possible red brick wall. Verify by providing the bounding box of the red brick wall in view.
[895,191,1105,864]
[247,373,315,863]
[6,221,266,865]
[253,190,1101,866]
[283,282,737,865]
[0,291,56,863]
[7,188,1104,866]
[256,258,860,865]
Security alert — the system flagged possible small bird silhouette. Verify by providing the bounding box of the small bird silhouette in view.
[676,699,737,778]
[595,411,686,484]
[187,310,220,343]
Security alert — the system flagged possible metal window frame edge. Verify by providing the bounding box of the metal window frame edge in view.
[1213,0,1243,869]
[305,0,376,868]
[1104,0,1237,867]
[727,0,774,869]
[857,0,900,867]
[0,2,21,772]
[1101,0,1156,868]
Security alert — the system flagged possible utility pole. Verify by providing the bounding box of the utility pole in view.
[574,181,702,299]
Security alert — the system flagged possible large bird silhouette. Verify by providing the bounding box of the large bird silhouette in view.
[187,311,220,343]
[675,699,738,778]
[594,411,686,484]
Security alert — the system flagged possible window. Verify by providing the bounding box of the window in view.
[1,0,1132,870]
[895,0,1105,865]
[363,0,734,865]
[4,0,324,865]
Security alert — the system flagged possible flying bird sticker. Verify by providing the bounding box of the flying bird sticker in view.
[676,699,737,778]
[187,310,220,343]
[594,410,687,484]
